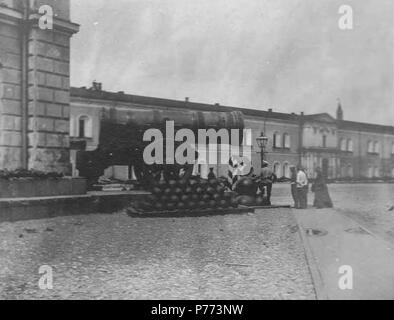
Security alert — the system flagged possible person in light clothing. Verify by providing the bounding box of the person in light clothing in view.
[296,166,309,209]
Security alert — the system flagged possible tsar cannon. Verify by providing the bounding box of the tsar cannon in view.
[76,107,245,187]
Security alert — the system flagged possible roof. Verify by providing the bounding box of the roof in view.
[70,87,299,122]
[337,120,394,135]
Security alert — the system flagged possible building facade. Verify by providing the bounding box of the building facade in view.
[1,0,394,180]
[69,86,394,180]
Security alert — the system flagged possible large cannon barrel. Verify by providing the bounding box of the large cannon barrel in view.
[101,107,244,132]
[77,107,245,186]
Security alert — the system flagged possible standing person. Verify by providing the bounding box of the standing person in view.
[258,161,277,206]
[290,166,299,208]
[296,166,308,209]
[208,168,216,180]
[311,167,333,208]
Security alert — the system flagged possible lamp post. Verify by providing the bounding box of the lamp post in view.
[256,132,268,168]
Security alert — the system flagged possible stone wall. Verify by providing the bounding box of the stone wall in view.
[0,14,23,170]
[0,0,79,174]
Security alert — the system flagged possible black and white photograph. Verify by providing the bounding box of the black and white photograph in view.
[0,0,393,304]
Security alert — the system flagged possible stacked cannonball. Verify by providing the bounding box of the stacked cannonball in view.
[234,177,268,207]
[139,177,238,213]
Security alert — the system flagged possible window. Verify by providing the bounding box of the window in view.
[392,143,394,155]
[322,135,327,148]
[78,115,93,138]
[273,132,281,148]
[367,141,373,153]
[273,162,281,177]
[347,139,353,152]
[340,138,346,151]
[283,133,290,149]
[283,163,290,178]
[392,167,394,178]
[374,141,380,154]
[368,166,373,178]
[374,167,380,178]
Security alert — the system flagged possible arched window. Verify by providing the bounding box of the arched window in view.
[78,115,93,138]
[273,132,281,148]
[340,138,346,151]
[347,139,353,152]
[283,163,290,178]
[282,133,290,149]
[374,142,380,154]
[273,162,281,177]
[367,141,373,153]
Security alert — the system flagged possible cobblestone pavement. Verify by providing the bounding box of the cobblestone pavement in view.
[0,209,315,300]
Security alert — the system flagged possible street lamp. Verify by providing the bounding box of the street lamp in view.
[256,132,268,167]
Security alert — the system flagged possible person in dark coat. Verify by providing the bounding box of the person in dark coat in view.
[290,166,299,208]
[311,167,333,208]
[257,161,277,205]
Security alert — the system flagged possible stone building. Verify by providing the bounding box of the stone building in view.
[0,0,79,173]
[69,86,394,180]
[1,0,394,181]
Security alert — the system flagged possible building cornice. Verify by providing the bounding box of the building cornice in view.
[28,13,80,35]
[0,6,79,34]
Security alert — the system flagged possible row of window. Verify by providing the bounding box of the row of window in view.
[71,115,394,157]
[272,162,291,178]
[339,138,353,152]
[273,133,291,149]
[340,139,394,155]
[367,141,381,154]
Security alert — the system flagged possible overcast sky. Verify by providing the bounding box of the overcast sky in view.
[70,0,393,125]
